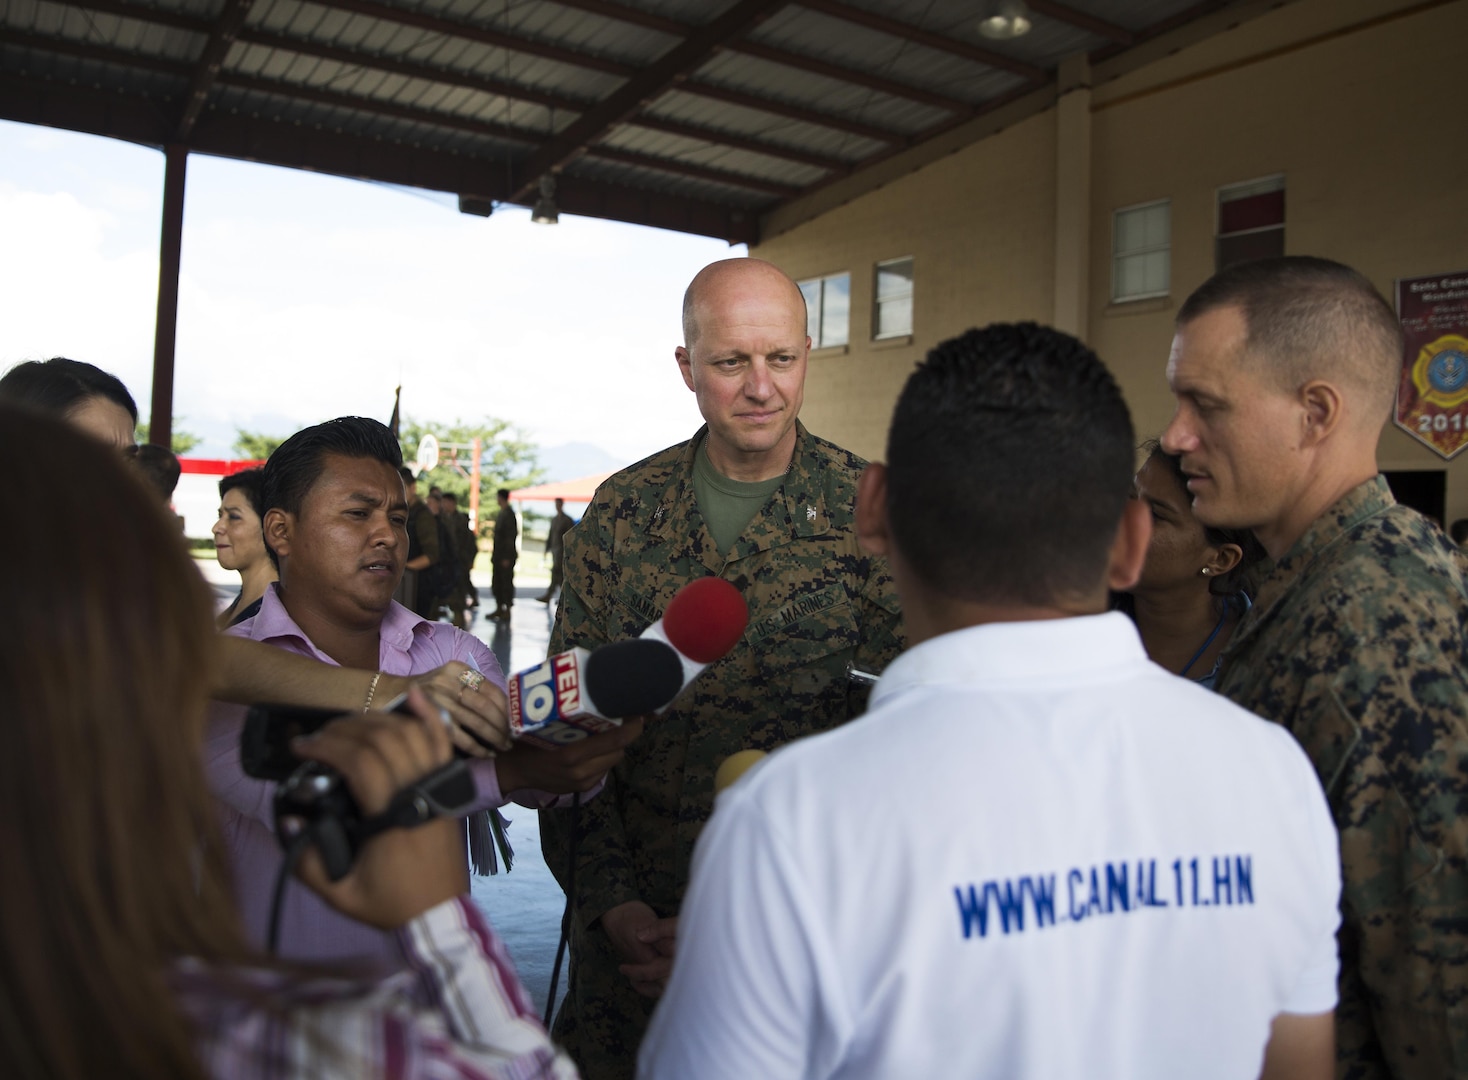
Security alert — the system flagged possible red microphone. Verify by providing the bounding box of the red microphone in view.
[640,576,749,711]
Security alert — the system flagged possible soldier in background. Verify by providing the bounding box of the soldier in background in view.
[538,497,574,604]
[1161,256,1468,1078]
[441,491,477,627]
[541,257,903,1079]
[400,467,443,619]
[490,488,518,623]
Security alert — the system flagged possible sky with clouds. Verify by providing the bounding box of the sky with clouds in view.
[0,118,744,465]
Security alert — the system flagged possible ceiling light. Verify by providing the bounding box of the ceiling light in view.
[531,174,559,225]
[978,0,1032,40]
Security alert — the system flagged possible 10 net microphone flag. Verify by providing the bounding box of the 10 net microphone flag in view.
[509,577,749,749]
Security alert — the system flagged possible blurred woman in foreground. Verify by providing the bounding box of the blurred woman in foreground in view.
[213,467,276,628]
[0,407,574,1080]
[1121,440,1265,689]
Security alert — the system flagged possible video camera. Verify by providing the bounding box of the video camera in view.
[240,700,474,882]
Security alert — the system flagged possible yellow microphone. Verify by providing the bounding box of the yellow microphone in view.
[714,749,767,796]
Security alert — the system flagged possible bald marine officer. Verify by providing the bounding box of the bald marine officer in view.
[540,257,904,1078]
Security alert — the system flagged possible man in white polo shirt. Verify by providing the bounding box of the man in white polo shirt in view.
[639,323,1342,1079]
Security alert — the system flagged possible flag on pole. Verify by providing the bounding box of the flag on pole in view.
[388,386,401,439]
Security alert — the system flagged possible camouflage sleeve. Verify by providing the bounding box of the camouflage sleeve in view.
[847,553,904,716]
[539,491,640,928]
[1293,606,1468,1075]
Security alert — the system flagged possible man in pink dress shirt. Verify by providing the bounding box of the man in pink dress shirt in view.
[206,416,637,973]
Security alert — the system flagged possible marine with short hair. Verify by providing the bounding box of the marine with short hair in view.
[1162,256,1468,1078]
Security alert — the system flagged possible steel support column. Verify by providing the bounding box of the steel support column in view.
[148,143,187,449]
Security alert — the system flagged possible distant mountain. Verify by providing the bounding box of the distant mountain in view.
[536,441,627,482]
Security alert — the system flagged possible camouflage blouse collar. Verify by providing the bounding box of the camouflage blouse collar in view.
[1248,474,1396,616]
[651,421,834,556]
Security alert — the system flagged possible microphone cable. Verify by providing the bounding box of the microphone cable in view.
[267,832,312,955]
[543,791,581,1030]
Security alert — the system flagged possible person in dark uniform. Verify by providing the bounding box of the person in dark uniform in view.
[490,489,517,622]
[441,491,477,628]
[538,497,574,604]
[401,467,445,619]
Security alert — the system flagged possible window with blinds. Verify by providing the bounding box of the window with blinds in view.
[1112,200,1171,302]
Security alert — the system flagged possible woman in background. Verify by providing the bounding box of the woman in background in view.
[0,406,575,1080]
[212,467,276,628]
[1120,439,1265,689]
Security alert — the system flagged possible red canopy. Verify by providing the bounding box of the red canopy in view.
[178,458,265,476]
[508,471,617,504]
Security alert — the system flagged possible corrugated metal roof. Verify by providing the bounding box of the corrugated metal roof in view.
[0,0,1258,242]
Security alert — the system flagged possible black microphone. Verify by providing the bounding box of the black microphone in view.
[508,636,685,747]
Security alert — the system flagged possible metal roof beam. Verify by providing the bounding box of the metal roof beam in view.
[546,0,972,113]
[793,0,1047,82]
[235,28,588,113]
[0,66,167,145]
[176,0,255,141]
[585,145,798,198]
[232,29,855,172]
[542,0,686,37]
[0,68,756,242]
[1,28,535,147]
[49,0,913,150]
[313,0,634,77]
[217,72,538,145]
[672,79,901,144]
[0,25,877,177]
[0,27,192,78]
[1026,0,1135,45]
[1090,1,1262,65]
[626,114,847,172]
[43,0,212,35]
[728,39,970,112]
[508,0,791,202]
[551,173,757,244]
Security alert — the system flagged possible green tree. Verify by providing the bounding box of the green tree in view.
[233,429,288,461]
[136,417,201,456]
[398,415,543,533]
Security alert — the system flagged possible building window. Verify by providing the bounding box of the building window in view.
[874,257,914,339]
[799,272,850,349]
[1216,175,1285,271]
[1112,199,1170,302]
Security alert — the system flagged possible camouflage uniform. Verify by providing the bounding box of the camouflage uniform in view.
[1215,476,1468,1079]
[541,422,903,1080]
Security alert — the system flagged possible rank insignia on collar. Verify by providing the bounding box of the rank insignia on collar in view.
[807,506,817,521]
[653,504,665,523]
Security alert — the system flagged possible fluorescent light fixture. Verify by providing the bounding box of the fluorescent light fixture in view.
[979,0,1032,40]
